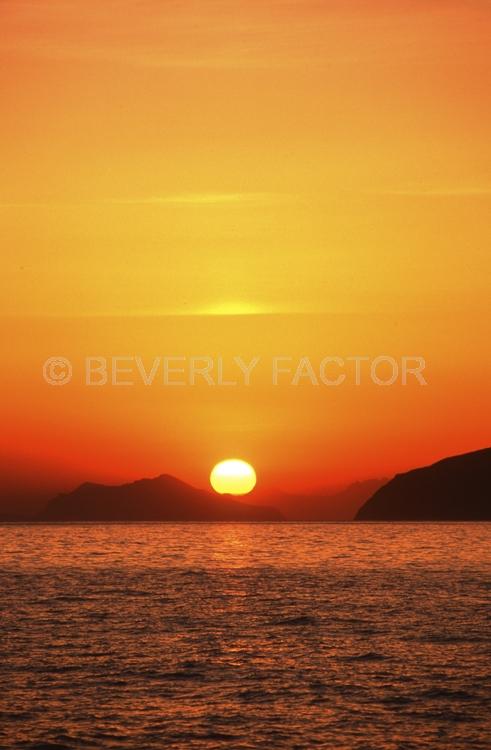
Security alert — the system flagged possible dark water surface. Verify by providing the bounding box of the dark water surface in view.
[1,522,490,750]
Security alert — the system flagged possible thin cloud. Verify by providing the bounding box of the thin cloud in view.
[105,192,293,206]
[364,184,491,197]
[5,0,465,71]
[0,193,294,209]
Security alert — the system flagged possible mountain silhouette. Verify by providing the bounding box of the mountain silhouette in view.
[356,447,491,520]
[40,474,283,522]
[258,479,387,521]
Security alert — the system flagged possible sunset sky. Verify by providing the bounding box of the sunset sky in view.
[1,0,490,502]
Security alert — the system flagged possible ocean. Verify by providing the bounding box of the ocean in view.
[1,522,490,749]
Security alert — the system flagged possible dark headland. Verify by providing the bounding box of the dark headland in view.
[40,474,283,522]
[356,447,491,521]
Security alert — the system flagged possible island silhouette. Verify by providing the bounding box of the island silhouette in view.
[356,447,491,520]
[40,474,283,522]
[0,447,488,522]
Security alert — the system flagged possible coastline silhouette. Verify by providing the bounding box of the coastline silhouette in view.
[1,447,488,523]
[356,447,491,520]
[40,474,283,522]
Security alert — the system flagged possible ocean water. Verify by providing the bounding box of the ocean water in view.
[0,522,490,750]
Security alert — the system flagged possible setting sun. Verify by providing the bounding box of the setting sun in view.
[210,459,257,496]
[1,1,490,748]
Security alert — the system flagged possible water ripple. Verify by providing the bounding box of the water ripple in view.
[0,522,490,749]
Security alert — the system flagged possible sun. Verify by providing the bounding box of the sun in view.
[210,459,257,495]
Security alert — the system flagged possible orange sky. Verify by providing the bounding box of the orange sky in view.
[1,1,490,496]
